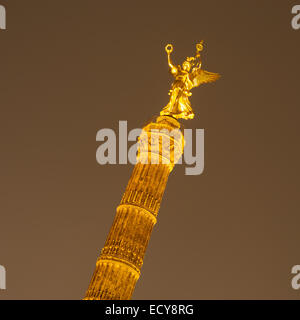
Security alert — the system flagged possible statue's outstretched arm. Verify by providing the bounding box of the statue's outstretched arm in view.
[165,44,177,75]
[193,41,204,70]
[194,53,202,69]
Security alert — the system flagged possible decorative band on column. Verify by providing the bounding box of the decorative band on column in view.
[99,205,156,271]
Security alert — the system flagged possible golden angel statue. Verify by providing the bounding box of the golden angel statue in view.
[160,41,220,120]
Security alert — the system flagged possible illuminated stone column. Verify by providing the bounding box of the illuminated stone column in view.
[84,115,184,300]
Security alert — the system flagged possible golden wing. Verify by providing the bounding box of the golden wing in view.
[191,69,220,88]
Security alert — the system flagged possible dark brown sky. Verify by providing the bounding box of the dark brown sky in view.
[0,0,300,299]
